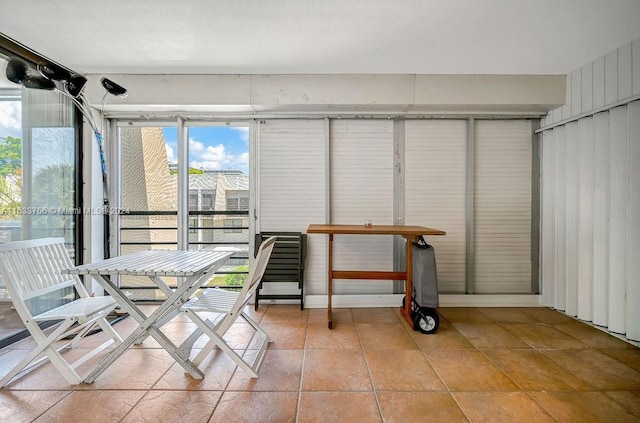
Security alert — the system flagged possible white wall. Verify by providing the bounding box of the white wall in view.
[86,74,564,116]
[540,37,640,342]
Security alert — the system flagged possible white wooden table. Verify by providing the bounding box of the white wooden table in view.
[64,249,233,383]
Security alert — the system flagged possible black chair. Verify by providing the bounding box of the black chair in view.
[254,232,307,310]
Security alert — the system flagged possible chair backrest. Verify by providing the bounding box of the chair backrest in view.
[254,232,306,283]
[0,238,85,317]
[229,236,276,313]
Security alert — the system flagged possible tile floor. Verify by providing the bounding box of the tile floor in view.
[0,305,639,422]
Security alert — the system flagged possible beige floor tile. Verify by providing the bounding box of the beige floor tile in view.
[297,392,381,423]
[226,349,303,391]
[553,321,638,349]
[153,349,238,391]
[211,391,297,423]
[249,323,306,350]
[501,323,589,349]
[453,323,531,349]
[305,322,361,350]
[308,308,353,325]
[377,392,467,422]
[454,391,556,423]
[357,323,418,350]
[425,350,518,391]
[541,349,640,390]
[0,390,71,422]
[33,390,145,423]
[365,349,445,391]
[77,348,175,390]
[529,391,640,423]
[261,305,309,326]
[478,307,541,323]
[301,350,371,391]
[519,307,576,324]
[599,348,640,373]
[438,307,493,323]
[409,319,475,350]
[121,390,220,423]
[3,305,638,422]
[483,349,593,391]
[603,391,640,418]
[352,307,401,324]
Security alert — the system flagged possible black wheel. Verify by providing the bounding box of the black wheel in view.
[413,308,439,334]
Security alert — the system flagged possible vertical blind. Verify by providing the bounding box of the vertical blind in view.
[330,120,394,294]
[404,120,467,293]
[474,120,532,293]
[540,101,640,341]
[258,119,327,295]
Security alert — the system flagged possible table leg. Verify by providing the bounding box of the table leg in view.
[328,233,333,329]
[84,273,208,383]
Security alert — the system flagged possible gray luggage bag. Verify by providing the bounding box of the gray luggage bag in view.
[409,236,440,334]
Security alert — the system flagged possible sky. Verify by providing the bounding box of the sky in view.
[163,126,249,175]
[0,101,251,175]
[0,101,22,139]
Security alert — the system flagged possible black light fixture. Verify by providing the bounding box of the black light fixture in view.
[22,74,56,90]
[5,56,129,258]
[37,62,72,82]
[5,58,29,84]
[101,77,128,98]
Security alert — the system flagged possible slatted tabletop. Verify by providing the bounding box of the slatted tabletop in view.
[66,250,233,277]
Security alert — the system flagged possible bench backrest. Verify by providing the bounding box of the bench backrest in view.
[0,238,85,314]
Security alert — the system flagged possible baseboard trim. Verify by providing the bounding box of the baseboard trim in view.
[300,294,541,308]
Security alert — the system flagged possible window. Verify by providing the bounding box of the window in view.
[224,218,243,233]
[188,190,198,211]
[226,191,249,211]
[201,190,214,211]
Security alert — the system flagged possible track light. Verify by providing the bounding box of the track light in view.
[5,58,29,84]
[22,75,56,90]
[65,74,88,97]
[37,62,72,81]
[100,77,128,98]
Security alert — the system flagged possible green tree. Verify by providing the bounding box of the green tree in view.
[0,136,22,219]
[224,265,249,286]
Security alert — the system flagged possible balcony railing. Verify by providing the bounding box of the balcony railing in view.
[118,210,250,300]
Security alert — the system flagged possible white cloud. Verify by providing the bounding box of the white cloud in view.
[188,137,248,173]
[231,126,249,144]
[165,143,176,163]
[0,101,22,138]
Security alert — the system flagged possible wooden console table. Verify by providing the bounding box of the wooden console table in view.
[306,224,446,329]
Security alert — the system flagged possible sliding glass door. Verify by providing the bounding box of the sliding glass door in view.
[115,122,250,300]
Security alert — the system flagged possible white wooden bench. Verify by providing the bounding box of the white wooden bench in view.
[0,237,122,386]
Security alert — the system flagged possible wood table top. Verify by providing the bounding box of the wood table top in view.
[306,224,446,236]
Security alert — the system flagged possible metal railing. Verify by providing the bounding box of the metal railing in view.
[118,210,250,299]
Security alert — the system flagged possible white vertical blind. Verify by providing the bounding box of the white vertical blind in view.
[592,111,610,327]
[404,120,467,293]
[608,106,629,334]
[565,122,580,316]
[474,120,532,293]
[577,117,594,321]
[553,126,567,309]
[330,120,394,294]
[258,119,327,295]
[540,131,555,306]
[628,101,640,341]
[540,100,640,342]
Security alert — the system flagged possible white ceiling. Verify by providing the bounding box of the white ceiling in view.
[1,0,640,76]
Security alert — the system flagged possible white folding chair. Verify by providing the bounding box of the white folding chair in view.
[179,236,277,378]
[0,238,122,386]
